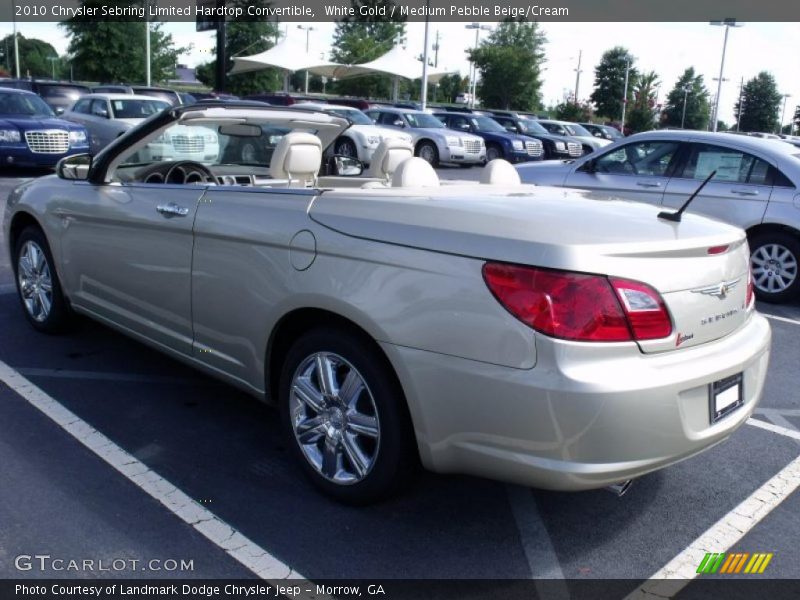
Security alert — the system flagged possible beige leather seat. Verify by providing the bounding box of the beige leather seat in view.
[480,159,521,185]
[391,157,440,188]
[365,138,414,182]
[269,132,322,187]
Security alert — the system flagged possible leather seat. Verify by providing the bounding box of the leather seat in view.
[365,139,414,182]
[269,132,322,187]
[480,159,521,185]
[391,157,440,188]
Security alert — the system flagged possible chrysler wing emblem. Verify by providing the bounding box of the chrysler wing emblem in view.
[691,277,741,300]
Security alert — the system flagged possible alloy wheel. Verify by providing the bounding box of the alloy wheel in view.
[17,240,53,323]
[751,243,798,294]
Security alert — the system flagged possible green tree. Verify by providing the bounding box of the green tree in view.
[625,70,660,133]
[554,99,594,122]
[660,67,710,130]
[735,71,782,133]
[467,20,546,111]
[330,0,406,99]
[590,47,637,121]
[435,73,468,104]
[196,0,280,95]
[60,1,186,84]
[0,34,61,79]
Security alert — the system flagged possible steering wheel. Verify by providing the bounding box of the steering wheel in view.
[164,161,215,185]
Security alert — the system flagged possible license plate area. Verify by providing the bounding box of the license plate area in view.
[710,373,744,424]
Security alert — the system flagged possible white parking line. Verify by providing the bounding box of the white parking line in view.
[625,449,800,598]
[747,417,800,441]
[0,358,302,581]
[762,313,800,327]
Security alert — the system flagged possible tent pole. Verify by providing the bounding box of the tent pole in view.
[420,8,430,110]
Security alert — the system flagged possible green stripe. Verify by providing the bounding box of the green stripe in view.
[710,553,726,574]
[696,553,713,573]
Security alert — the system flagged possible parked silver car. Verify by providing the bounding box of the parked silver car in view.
[536,119,613,154]
[517,130,800,303]
[365,107,485,167]
[63,93,171,154]
[5,105,770,503]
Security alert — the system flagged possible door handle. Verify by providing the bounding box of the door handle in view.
[156,202,190,217]
[636,181,662,188]
[731,188,759,196]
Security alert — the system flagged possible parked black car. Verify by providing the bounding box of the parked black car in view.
[0,79,90,114]
[490,112,584,159]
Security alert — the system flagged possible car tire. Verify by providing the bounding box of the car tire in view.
[750,231,800,304]
[278,326,417,504]
[13,226,72,333]
[486,144,502,162]
[334,138,358,158]
[415,141,439,167]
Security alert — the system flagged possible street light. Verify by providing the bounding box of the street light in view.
[681,85,692,129]
[297,25,315,94]
[779,93,792,135]
[47,56,58,80]
[710,18,743,132]
[465,23,491,108]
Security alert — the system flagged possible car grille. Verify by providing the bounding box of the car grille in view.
[567,142,583,157]
[172,135,205,153]
[525,140,544,157]
[463,139,482,154]
[24,130,69,154]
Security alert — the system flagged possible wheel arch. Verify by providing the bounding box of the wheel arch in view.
[8,211,43,264]
[746,222,800,244]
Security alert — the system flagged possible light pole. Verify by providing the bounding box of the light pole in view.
[710,18,742,132]
[12,0,20,78]
[297,25,315,94]
[736,76,744,132]
[680,85,692,129]
[573,50,582,104]
[779,94,792,135]
[48,56,58,80]
[620,58,630,133]
[465,23,491,108]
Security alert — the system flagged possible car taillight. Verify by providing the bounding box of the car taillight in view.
[482,262,672,343]
[746,269,755,308]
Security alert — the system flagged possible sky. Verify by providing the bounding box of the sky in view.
[4,20,799,126]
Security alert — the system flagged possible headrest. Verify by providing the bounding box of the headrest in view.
[480,159,521,185]
[269,132,322,186]
[366,138,414,180]
[391,157,440,188]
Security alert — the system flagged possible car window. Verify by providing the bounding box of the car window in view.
[90,99,109,117]
[595,141,680,176]
[679,143,772,184]
[449,115,470,131]
[72,98,92,114]
[541,122,564,135]
[379,112,403,127]
[111,99,170,119]
[405,112,445,128]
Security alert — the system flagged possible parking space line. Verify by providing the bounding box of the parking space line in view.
[506,484,569,598]
[0,358,303,581]
[747,417,800,441]
[624,452,800,598]
[17,367,202,386]
[762,313,800,327]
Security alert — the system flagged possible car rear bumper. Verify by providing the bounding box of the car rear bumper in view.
[383,311,771,491]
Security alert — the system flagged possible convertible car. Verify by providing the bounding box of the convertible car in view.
[4,103,771,504]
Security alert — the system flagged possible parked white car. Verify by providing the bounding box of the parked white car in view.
[293,103,412,165]
[63,94,171,154]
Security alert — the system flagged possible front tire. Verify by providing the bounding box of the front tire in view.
[415,141,439,167]
[334,138,358,159]
[750,231,800,303]
[278,327,417,504]
[14,226,72,333]
[486,144,502,162]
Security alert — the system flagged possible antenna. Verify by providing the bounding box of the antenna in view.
[658,169,717,222]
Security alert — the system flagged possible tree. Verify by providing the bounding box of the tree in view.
[554,98,594,122]
[60,1,186,84]
[0,34,61,79]
[590,47,637,121]
[196,1,281,95]
[467,20,546,111]
[330,0,406,99]
[625,70,660,133]
[793,105,800,134]
[660,67,710,130]
[436,73,468,104]
[735,71,782,133]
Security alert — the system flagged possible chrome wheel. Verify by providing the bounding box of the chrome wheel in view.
[335,139,357,158]
[417,142,438,165]
[486,146,501,161]
[752,243,798,294]
[289,352,380,485]
[17,240,53,323]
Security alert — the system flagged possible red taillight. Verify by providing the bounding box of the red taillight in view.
[746,269,755,308]
[707,245,729,255]
[482,263,672,343]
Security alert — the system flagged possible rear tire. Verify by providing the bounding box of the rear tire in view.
[750,231,800,304]
[278,327,417,504]
[13,226,72,333]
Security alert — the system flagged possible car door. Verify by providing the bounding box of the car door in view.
[58,179,206,356]
[661,142,772,228]
[565,139,682,205]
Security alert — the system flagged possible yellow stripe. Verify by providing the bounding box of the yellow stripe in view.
[720,554,736,574]
[744,554,760,573]
[758,553,774,574]
[749,554,766,573]
[734,553,749,573]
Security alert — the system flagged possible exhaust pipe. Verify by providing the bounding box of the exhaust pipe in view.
[605,480,632,497]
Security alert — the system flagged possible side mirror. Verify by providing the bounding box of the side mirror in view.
[331,155,364,177]
[54,107,65,115]
[56,154,92,180]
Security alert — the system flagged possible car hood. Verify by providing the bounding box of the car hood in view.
[477,131,529,144]
[310,185,746,294]
[0,116,83,131]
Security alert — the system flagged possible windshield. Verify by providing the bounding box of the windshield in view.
[38,85,88,100]
[471,116,506,132]
[0,93,55,117]
[111,99,170,119]
[406,112,444,128]
[520,118,548,134]
[325,108,373,125]
[564,123,592,137]
[604,126,623,139]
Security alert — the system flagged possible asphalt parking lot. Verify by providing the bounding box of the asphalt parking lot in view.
[0,167,798,597]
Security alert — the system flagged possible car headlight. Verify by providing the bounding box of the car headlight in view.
[445,136,461,147]
[69,130,87,145]
[511,140,524,151]
[0,129,21,143]
[366,135,380,145]
[554,141,566,151]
